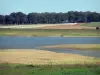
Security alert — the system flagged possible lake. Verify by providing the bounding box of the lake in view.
[0,36,100,57]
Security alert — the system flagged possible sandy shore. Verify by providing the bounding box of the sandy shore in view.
[0,49,99,65]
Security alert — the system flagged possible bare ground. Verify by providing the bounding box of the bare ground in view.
[39,24,95,29]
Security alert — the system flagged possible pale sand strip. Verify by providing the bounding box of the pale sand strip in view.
[0,23,77,29]
[0,49,99,65]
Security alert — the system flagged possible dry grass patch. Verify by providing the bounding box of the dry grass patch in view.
[0,49,99,65]
[41,44,100,50]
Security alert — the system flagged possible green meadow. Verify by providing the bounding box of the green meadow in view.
[0,63,100,75]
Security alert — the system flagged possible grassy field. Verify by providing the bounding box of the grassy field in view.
[81,22,100,27]
[0,63,100,75]
[41,44,100,50]
[0,29,100,36]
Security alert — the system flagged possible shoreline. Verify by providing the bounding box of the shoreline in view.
[48,36,100,37]
[0,35,100,37]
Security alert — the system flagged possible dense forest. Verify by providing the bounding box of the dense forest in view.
[0,11,100,25]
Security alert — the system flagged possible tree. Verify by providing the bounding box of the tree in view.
[67,11,75,23]
[0,15,5,24]
[27,13,38,24]
[0,11,100,25]
[5,15,15,24]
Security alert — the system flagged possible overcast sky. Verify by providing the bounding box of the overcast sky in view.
[0,0,100,15]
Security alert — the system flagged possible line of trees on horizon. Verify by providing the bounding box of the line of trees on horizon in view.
[0,11,100,25]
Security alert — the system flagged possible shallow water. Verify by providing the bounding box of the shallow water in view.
[0,36,100,49]
[0,36,100,57]
[40,48,100,57]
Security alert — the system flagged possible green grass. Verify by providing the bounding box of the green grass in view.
[81,22,100,27]
[0,28,100,36]
[0,63,100,75]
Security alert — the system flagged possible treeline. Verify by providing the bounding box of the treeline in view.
[0,11,100,25]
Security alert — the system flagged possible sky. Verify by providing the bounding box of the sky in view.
[0,0,100,15]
